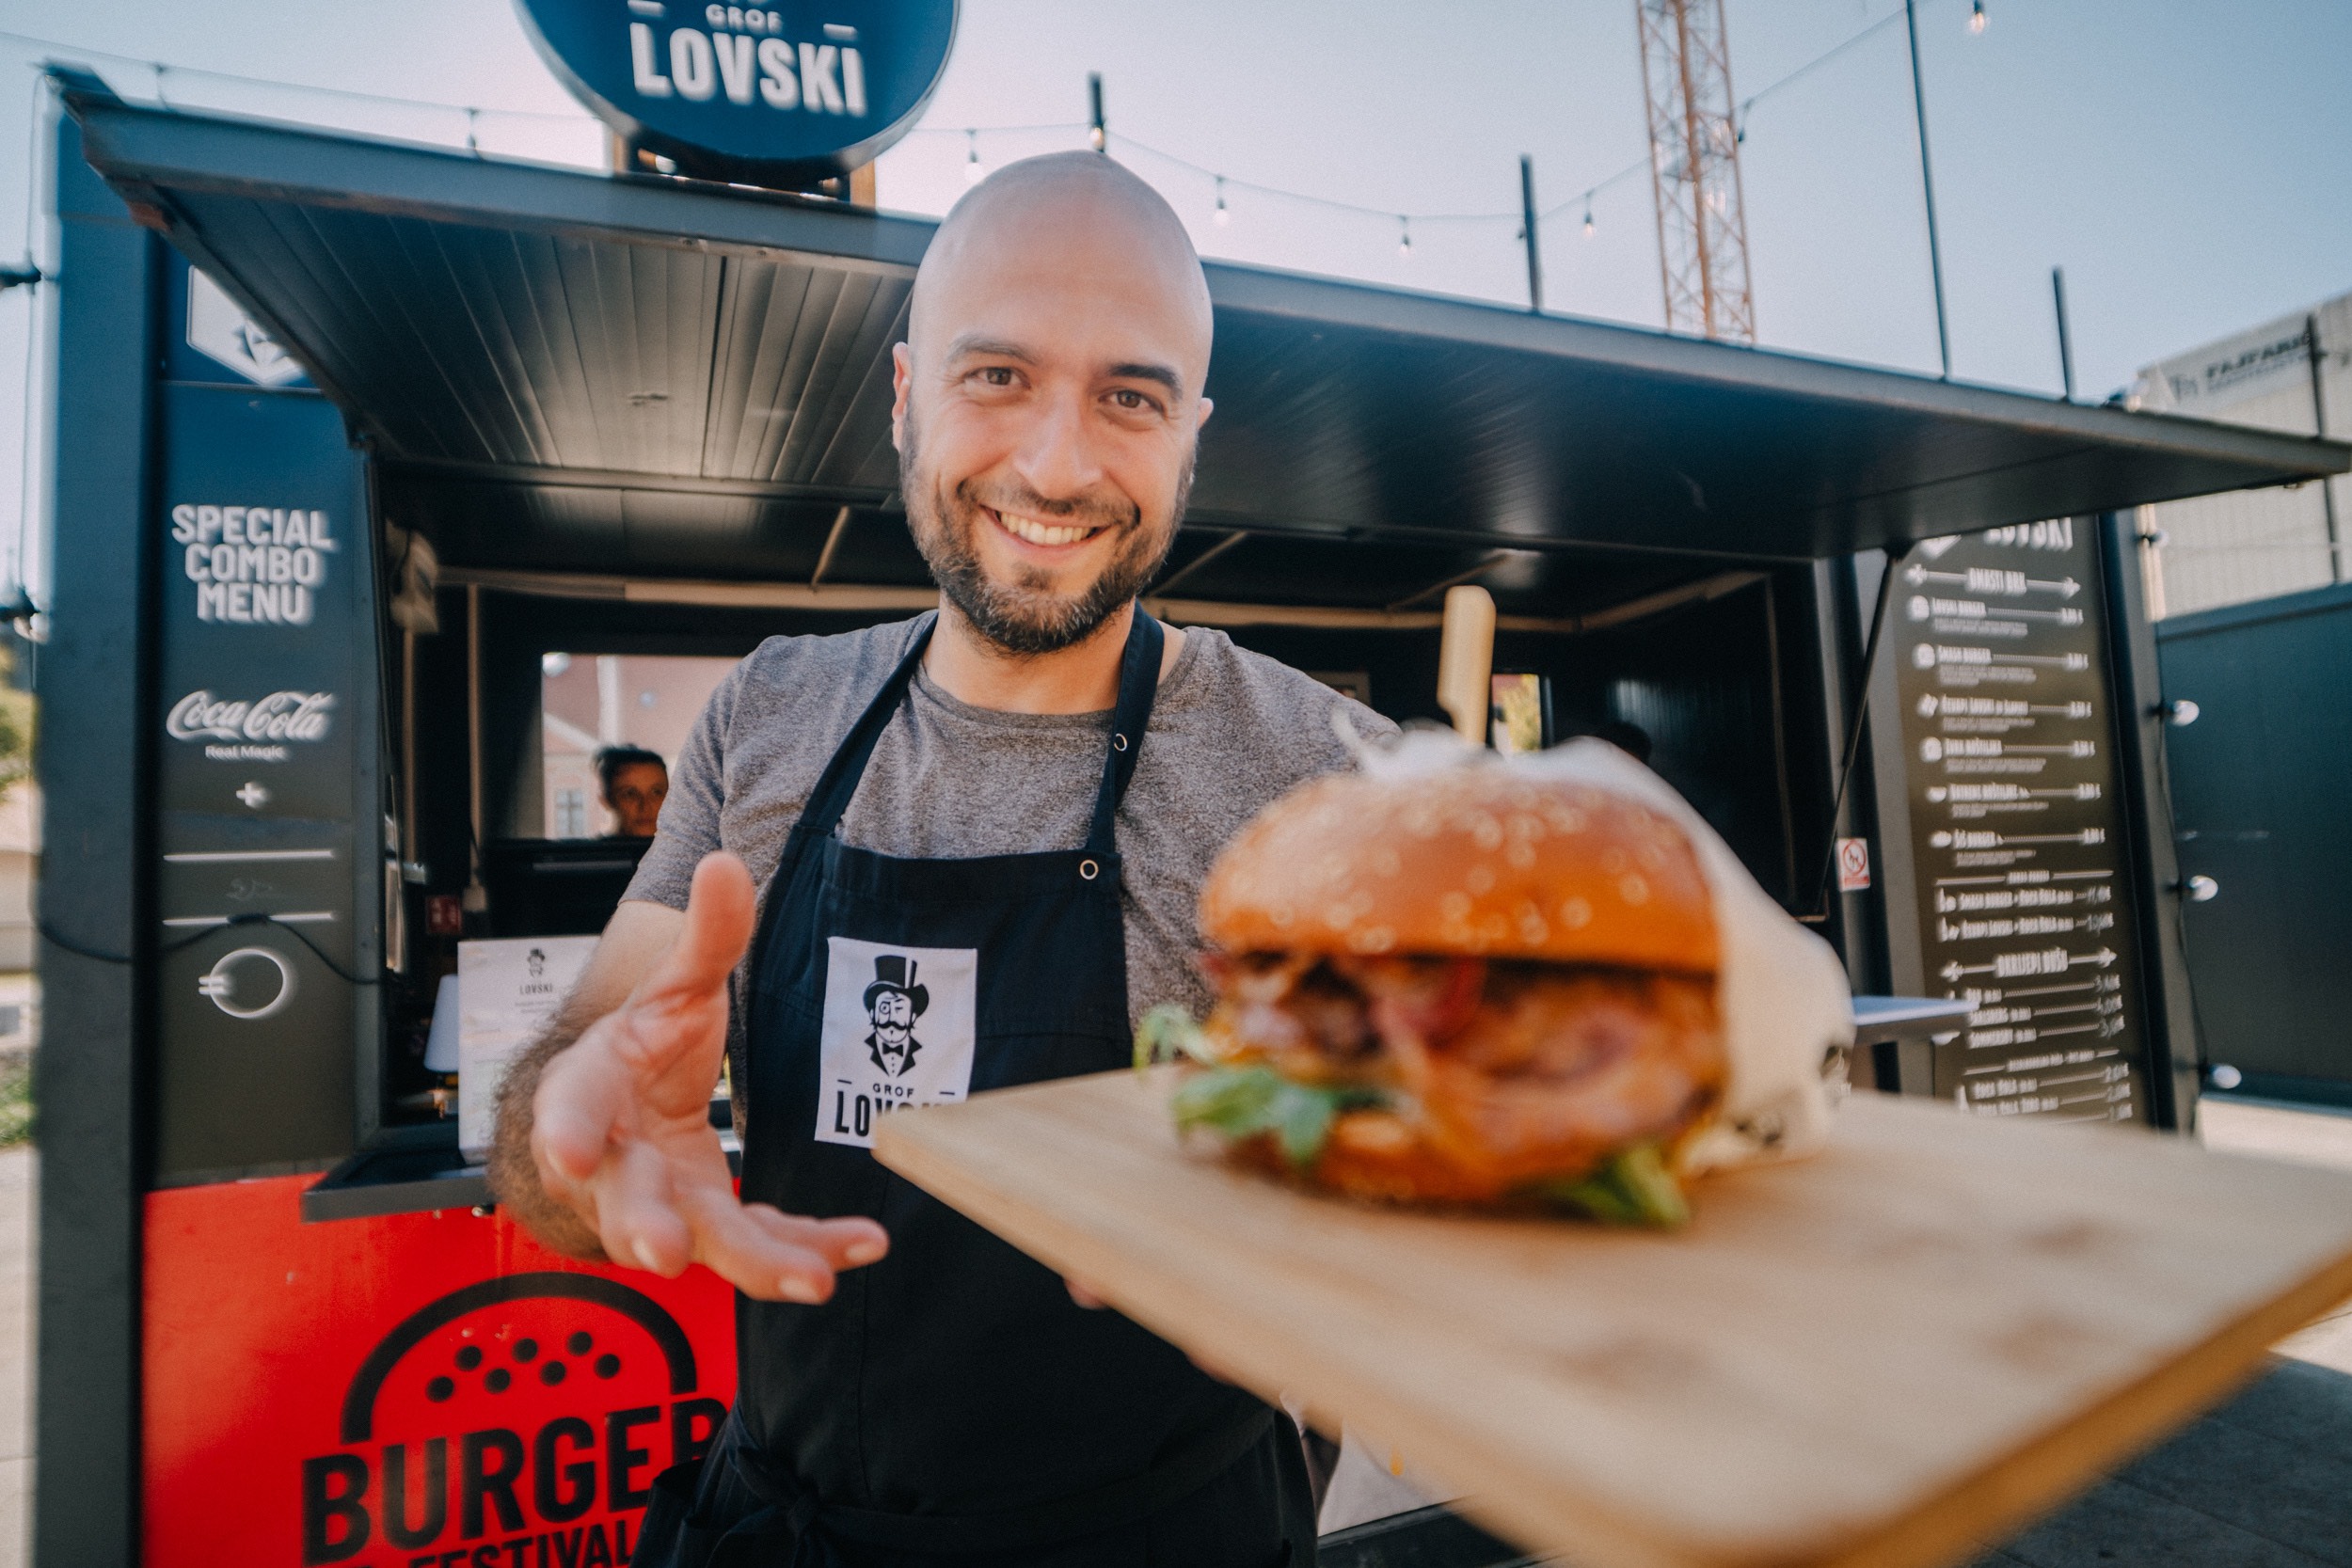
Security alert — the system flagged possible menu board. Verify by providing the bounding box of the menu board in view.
[152,254,380,1180]
[1890,521,2150,1126]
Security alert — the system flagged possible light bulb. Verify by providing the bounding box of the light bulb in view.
[1398,216,1412,257]
[963,131,982,184]
[1582,207,1595,238]
[1969,1,1986,33]
[1213,177,1230,227]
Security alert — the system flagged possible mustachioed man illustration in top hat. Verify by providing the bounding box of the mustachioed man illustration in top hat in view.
[862,955,930,1078]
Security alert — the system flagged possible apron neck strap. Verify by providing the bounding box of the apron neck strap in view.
[1083,610,1165,859]
[797,608,1166,853]
[796,614,937,841]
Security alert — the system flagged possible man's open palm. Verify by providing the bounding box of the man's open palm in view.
[530,852,888,1302]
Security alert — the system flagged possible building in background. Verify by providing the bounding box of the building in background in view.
[2131,291,2351,618]
[0,783,36,974]
[539,653,735,837]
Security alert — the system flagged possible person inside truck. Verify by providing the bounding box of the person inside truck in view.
[595,744,669,839]
[489,150,1395,1566]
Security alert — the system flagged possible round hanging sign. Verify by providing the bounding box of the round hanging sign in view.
[515,0,959,179]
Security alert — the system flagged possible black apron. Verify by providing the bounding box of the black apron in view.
[634,611,1312,1567]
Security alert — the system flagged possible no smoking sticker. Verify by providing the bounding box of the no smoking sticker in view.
[1836,837,1872,893]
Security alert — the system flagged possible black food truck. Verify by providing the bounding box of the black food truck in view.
[30,64,2349,1568]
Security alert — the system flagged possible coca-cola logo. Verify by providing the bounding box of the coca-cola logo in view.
[166,689,336,744]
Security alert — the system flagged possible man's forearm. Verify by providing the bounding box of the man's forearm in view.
[486,1009,608,1260]
[485,898,688,1258]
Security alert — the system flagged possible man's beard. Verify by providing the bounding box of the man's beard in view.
[900,412,1188,657]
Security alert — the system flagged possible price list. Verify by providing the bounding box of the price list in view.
[1890,521,2151,1126]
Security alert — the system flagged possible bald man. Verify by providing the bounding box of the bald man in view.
[490,153,1392,1566]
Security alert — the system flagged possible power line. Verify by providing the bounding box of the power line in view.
[903,121,1089,137]
[1044,6,1918,238]
[0,24,591,124]
[1736,10,1907,134]
[1111,134,1522,225]
[3,5,1930,236]
[0,24,1097,142]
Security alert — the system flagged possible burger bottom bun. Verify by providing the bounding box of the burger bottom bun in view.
[1319,1111,1527,1206]
[1225,1104,1718,1209]
[1226,1117,1502,1206]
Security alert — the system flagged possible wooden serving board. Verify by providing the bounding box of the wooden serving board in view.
[873,1069,2352,1568]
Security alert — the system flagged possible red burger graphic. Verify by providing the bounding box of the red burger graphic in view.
[140,1176,737,1568]
[304,1275,724,1565]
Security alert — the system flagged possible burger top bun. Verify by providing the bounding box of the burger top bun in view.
[1199,764,1719,974]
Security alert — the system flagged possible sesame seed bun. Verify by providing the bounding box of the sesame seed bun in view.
[1199,764,1720,974]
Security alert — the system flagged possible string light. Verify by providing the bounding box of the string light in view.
[1969,1,1987,33]
[0,16,1931,311]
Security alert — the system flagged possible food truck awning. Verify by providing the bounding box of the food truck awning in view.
[65,82,2350,617]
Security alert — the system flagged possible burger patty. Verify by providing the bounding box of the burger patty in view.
[1199,952,1726,1190]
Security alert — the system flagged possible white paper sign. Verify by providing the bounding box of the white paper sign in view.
[815,936,977,1148]
[457,935,599,1158]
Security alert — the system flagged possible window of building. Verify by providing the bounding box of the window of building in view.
[551,787,588,840]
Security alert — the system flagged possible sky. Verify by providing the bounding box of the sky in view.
[0,0,2347,597]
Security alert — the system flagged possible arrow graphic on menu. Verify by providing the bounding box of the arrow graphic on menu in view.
[1905,564,2081,597]
[1940,948,2118,982]
[1929,828,2108,848]
[2034,1019,2126,1039]
[2001,977,2118,998]
[2035,999,2125,1018]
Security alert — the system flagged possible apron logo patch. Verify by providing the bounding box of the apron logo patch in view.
[862,953,929,1077]
[817,938,977,1148]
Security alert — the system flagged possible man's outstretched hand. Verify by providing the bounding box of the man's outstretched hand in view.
[526,852,888,1303]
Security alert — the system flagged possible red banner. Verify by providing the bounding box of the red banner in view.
[144,1177,737,1567]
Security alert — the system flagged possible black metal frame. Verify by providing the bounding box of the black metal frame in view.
[2099,512,2203,1130]
[35,105,162,1567]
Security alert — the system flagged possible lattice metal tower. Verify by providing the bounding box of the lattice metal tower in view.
[1635,0,1756,342]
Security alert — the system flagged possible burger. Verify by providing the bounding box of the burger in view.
[1139,763,1726,1226]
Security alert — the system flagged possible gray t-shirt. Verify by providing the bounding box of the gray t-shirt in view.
[626,614,1396,1029]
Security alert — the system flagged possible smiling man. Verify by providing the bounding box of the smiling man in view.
[490,152,1391,1567]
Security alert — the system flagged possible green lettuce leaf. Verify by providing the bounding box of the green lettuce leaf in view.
[1169,1065,1384,1169]
[1528,1141,1691,1228]
[1134,1003,1215,1072]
